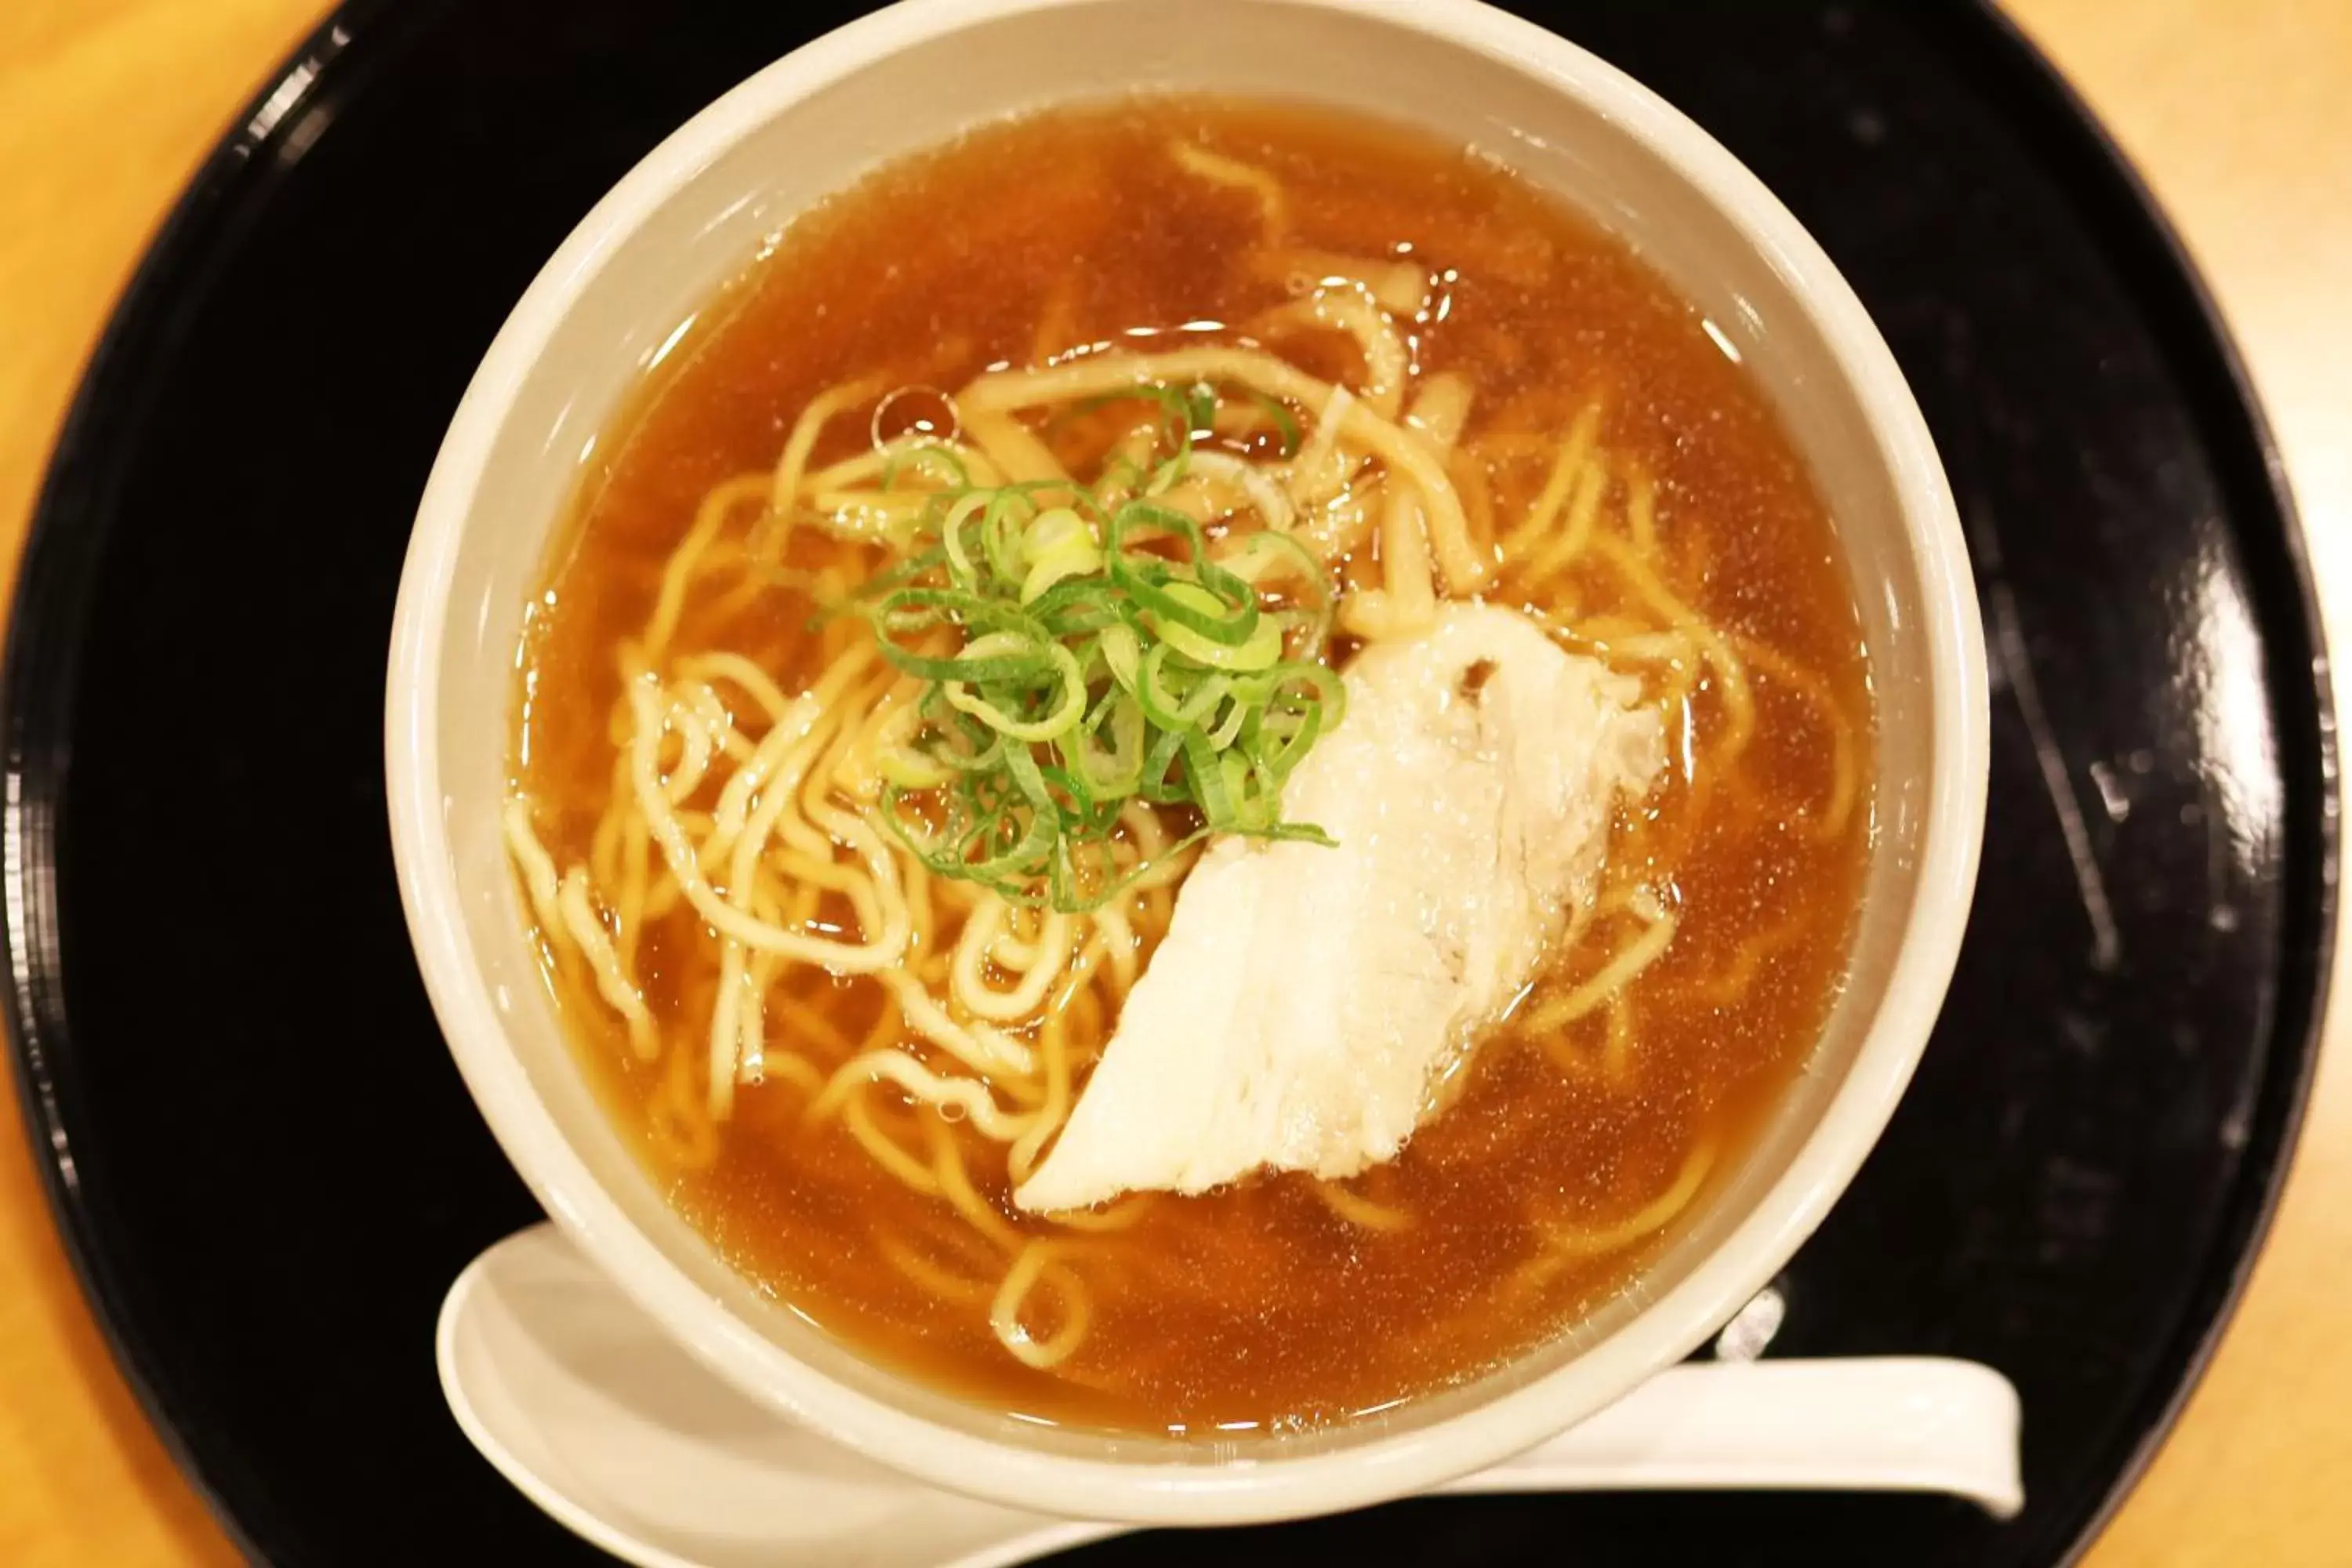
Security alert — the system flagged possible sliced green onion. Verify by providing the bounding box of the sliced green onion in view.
[1136,642,1229,732]
[1106,506,1261,648]
[1155,582,1283,671]
[844,426,1348,910]
[880,443,970,490]
[1019,506,1105,604]
[1065,688,1147,799]
[1099,622,1142,693]
[944,639,1085,744]
[1243,390,1302,457]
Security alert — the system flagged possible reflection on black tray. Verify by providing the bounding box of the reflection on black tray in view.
[0,2,2328,1566]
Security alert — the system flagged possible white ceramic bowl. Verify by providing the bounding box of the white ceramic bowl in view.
[387,0,1987,1528]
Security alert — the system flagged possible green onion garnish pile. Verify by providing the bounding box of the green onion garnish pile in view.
[845,383,1346,913]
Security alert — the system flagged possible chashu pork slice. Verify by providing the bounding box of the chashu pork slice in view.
[1013,601,1665,1214]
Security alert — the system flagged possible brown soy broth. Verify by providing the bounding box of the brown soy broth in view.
[515,97,1871,1432]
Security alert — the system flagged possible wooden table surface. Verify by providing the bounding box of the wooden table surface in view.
[2,2,2346,1563]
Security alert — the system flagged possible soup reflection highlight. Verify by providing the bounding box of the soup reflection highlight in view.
[507,98,1871,1433]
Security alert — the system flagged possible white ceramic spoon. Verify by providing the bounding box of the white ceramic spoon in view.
[438,1225,2023,1568]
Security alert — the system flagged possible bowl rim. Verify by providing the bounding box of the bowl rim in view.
[385,0,1988,1526]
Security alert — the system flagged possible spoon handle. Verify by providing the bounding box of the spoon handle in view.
[1441,1357,2023,1518]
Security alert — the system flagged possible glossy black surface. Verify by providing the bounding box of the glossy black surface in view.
[2,2,2331,1565]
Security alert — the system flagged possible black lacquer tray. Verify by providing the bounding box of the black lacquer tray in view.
[3,2,2332,1564]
